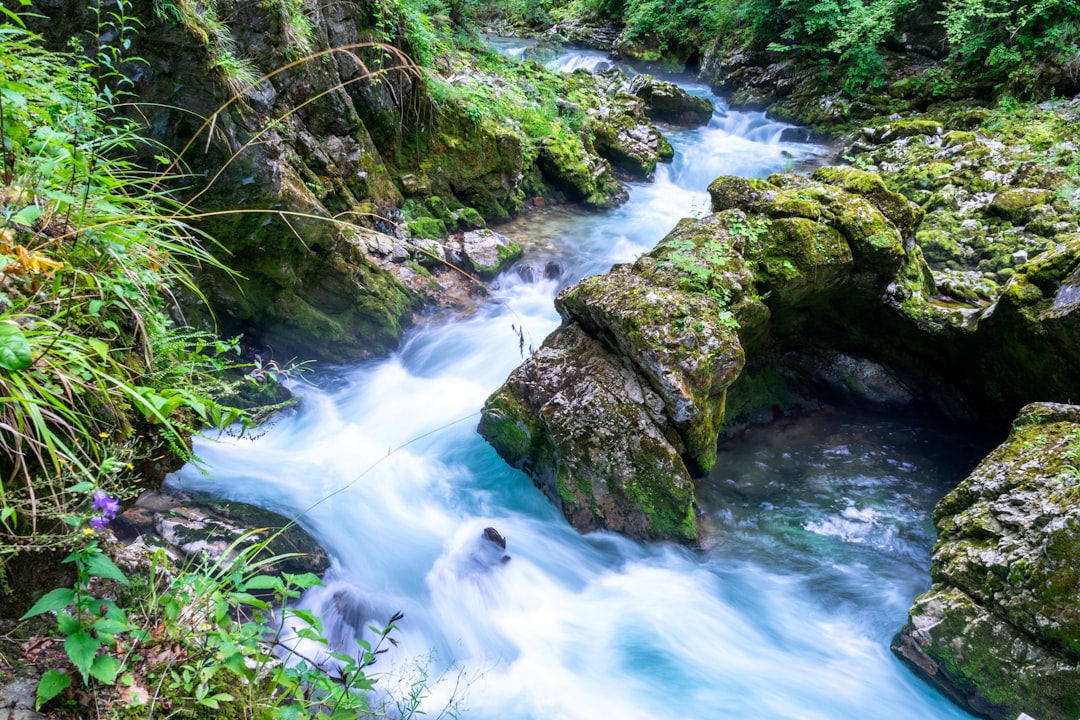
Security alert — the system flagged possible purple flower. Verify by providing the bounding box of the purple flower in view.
[92,490,120,520]
[89,514,109,531]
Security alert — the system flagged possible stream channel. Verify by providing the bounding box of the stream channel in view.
[168,45,989,719]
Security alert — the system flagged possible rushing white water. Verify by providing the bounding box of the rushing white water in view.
[168,53,982,719]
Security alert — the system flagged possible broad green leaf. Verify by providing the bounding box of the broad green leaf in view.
[84,551,129,585]
[35,669,71,709]
[64,631,101,679]
[227,592,269,609]
[11,204,42,226]
[56,610,81,635]
[283,572,323,590]
[92,617,129,636]
[89,653,121,684]
[242,574,282,591]
[88,299,105,317]
[20,587,75,619]
[0,322,32,372]
[67,481,96,493]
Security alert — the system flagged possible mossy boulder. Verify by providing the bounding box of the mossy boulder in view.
[479,322,699,544]
[408,216,448,239]
[479,170,941,544]
[810,166,925,240]
[893,402,1080,720]
[628,74,714,126]
[708,171,932,288]
[587,110,665,180]
[479,213,769,543]
[987,187,1056,224]
[459,229,523,278]
[863,119,944,143]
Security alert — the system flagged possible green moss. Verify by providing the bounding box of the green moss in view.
[407,216,447,239]
[455,206,486,228]
[812,165,924,237]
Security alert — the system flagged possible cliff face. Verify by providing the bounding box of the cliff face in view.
[27,0,697,362]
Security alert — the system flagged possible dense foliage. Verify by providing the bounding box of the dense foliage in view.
[0,6,443,717]
[0,7,246,566]
[487,0,1080,94]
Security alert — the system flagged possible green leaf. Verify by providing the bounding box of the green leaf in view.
[56,611,81,635]
[283,572,323,590]
[64,631,101,680]
[84,551,129,585]
[92,617,130,636]
[35,669,71,709]
[0,321,32,372]
[89,653,122,684]
[67,481,96,493]
[242,574,282,591]
[11,204,42,226]
[88,338,109,361]
[20,587,75,619]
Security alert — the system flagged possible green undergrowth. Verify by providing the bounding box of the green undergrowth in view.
[490,0,1080,98]
[0,0,307,611]
[0,6,457,718]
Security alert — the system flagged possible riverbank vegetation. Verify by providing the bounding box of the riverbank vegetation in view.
[486,0,1080,97]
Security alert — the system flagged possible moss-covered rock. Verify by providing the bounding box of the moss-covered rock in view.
[893,402,1080,720]
[628,74,714,126]
[810,166,925,240]
[408,216,449,239]
[460,229,523,278]
[479,323,699,544]
[708,171,931,287]
[987,187,1056,224]
[477,178,929,543]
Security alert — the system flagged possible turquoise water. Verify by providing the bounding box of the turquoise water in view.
[168,58,981,720]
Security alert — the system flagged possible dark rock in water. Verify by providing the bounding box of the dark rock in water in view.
[628,74,714,127]
[516,264,537,284]
[483,526,507,550]
[479,527,510,564]
[779,127,814,144]
[545,261,564,279]
[893,402,1080,720]
[329,587,380,639]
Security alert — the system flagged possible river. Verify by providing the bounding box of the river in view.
[168,48,985,719]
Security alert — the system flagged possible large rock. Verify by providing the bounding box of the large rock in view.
[628,74,714,126]
[479,171,931,543]
[114,489,331,579]
[459,229,523,278]
[893,402,1080,720]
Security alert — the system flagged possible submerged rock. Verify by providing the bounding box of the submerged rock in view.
[893,402,1080,720]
